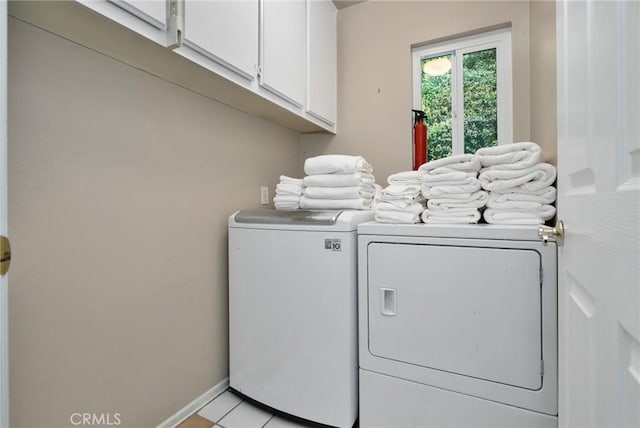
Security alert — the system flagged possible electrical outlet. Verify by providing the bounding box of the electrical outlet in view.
[260,186,269,205]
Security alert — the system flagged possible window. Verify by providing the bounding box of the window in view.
[412,28,513,161]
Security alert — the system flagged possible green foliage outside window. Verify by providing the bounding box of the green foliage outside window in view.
[421,49,498,161]
[421,54,453,161]
[463,49,498,155]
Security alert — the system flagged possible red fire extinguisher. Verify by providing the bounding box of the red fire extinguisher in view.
[412,109,427,170]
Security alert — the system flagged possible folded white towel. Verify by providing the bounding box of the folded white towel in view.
[418,154,481,174]
[375,209,422,224]
[490,186,557,202]
[387,170,422,186]
[275,204,300,211]
[486,190,556,210]
[426,190,488,210]
[376,200,425,214]
[422,178,481,198]
[380,184,423,200]
[422,208,481,224]
[276,183,303,196]
[479,163,557,192]
[476,142,542,169]
[422,169,477,184]
[304,155,373,175]
[299,196,373,210]
[273,195,300,203]
[373,183,383,200]
[486,199,544,211]
[279,175,303,185]
[425,192,477,201]
[274,193,300,210]
[304,184,375,200]
[483,205,557,225]
[303,172,375,187]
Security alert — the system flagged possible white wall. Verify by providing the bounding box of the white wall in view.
[7,17,301,427]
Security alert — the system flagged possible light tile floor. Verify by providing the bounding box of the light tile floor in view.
[178,390,318,428]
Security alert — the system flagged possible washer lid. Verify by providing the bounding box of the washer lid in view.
[229,209,375,231]
[234,209,343,225]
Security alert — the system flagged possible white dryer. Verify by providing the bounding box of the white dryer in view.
[229,209,374,428]
[357,223,558,427]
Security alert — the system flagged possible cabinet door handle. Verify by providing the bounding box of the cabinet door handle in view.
[380,288,397,316]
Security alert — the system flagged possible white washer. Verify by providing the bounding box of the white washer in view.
[357,223,558,428]
[228,209,374,428]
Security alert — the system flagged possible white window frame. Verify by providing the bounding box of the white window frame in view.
[412,28,513,156]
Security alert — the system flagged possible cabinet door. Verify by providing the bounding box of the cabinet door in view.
[260,0,306,107]
[307,0,337,126]
[79,0,168,45]
[183,0,259,81]
[109,0,166,29]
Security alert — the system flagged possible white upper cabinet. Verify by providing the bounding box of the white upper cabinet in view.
[182,1,259,81]
[109,0,166,29]
[77,0,168,45]
[28,0,336,132]
[307,0,337,126]
[259,0,307,108]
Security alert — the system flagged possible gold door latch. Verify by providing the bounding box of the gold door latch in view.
[538,220,564,246]
[1,236,10,275]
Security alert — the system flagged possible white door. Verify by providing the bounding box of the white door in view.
[0,1,8,427]
[557,1,640,427]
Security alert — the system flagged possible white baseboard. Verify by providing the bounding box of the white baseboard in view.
[156,377,229,428]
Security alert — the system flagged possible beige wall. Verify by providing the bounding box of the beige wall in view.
[302,0,556,181]
[8,18,301,428]
[530,0,557,165]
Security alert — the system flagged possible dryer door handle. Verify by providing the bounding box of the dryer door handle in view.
[380,288,397,316]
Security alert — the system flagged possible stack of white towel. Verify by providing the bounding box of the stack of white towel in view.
[477,142,557,225]
[273,175,304,211]
[418,154,488,224]
[375,171,424,223]
[299,155,376,210]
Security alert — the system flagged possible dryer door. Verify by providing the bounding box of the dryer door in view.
[367,242,542,390]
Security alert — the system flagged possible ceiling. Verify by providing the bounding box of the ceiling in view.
[332,0,367,9]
